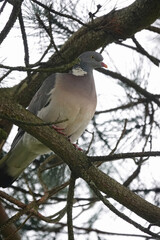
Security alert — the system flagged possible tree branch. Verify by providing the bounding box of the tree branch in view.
[0,0,23,45]
[146,25,160,34]
[1,94,160,225]
[0,201,21,240]
[31,0,86,27]
[9,0,160,108]
[116,40,160,66]
[18,8,32,82]
[95,98,147,114]
[89,151,160,162]
[132,35,160,66]
[88,181,160,239]
[97,69,160,106]
[67,174,76,240]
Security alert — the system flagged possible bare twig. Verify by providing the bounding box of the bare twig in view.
[31,0,86,27]
[132,36,160,66]
[37,155,53,192]
[133,187,160,194]
[116,40,160,66]
[0,0,23,45]
[0,181,69,232]
[0,56,79,72]
[18,8,32,82]
[123,164,141,187]
[39,156,64,172]
[67,174,76,240]
[97,69,160,107]
[89,151,160,162]
[23,172,37,202]
[5,213,32,240]
[35,12,63,59]
[0,201,36,233]
[89,4,102,20]
[95,119,127,167]
[0,70,12,83]
[0,0,7,14]
[85,130,95,154]
[58,222,151,238]
[110,119,127,155]
[88,181,160,239]
[95,98,147,115]
[0,201,21,240]
[32,43,52,67]
[0,191,25,209]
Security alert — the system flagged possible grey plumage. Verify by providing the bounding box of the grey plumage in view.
[0,51,107,188]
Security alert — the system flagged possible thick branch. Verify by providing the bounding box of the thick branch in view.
[1,94,160,225]
[8,0,160,107]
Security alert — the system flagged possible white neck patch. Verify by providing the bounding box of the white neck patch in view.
[72,67,87,76]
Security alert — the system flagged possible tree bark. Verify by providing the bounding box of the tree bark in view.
[13,0,160,107]
[0,0,160,148]
[0,201,21,240]
[0,0,160,237]
[0,93,160,226]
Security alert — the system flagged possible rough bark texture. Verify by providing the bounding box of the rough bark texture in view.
[13,0,160,107]
[1,0,160,149]
[0,201,21,240]
[0,1,160,235]
[0,94,160,225]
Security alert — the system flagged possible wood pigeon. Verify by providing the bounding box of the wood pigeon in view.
[0,51,107,188]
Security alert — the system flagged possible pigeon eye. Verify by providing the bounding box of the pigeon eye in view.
[91,56,94,59]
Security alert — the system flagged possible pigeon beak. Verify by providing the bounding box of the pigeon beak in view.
[101,62,108,68]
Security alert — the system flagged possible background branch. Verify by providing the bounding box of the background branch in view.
[0,0,23,45]
[0,94,160,225]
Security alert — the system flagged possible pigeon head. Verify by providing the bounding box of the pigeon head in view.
[72,51,107,76]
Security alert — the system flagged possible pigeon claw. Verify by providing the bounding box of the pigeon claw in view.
[52,125,66,136]
[72,143,83,151]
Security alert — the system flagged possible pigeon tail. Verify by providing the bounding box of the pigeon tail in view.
[0,140,39,188]
[0,164,16,188]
